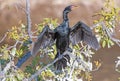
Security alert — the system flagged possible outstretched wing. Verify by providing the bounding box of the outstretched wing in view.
[70,21,100,50]
[31,25,55,56]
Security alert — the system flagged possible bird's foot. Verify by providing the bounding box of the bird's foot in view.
[67,47,73,52]
[58,53,63,59]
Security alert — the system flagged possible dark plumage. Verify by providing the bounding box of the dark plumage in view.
[32,5,100,70]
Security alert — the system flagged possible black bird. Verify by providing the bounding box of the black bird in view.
[31,5,100,70]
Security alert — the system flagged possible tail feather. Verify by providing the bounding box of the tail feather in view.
[54,53,70,70]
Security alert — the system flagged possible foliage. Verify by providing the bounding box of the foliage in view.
[0,23,29,81]
[93,0,120,80]
[93,0,120,48]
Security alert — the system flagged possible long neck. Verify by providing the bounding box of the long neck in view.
[63,10,69,21]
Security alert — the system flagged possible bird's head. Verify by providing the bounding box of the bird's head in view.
[64,5,79,13]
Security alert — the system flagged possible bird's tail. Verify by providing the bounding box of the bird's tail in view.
[54,52,70,70]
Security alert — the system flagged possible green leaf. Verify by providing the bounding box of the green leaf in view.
[102,40,106,48]
[16,70,24,80]
[16,49,23,57]
[10,48,16,57]
[109,39,114,46]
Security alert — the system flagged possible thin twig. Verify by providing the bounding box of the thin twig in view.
[26,0,32,40]
[32,30,39,35]
[0,33,8,43]
[7,40,19,50]
[69,59,76,79]
[15,0,26,13]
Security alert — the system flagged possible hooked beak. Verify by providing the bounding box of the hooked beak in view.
[71,5,80,10]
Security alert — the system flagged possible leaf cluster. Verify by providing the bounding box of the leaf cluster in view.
[94,0,120,48]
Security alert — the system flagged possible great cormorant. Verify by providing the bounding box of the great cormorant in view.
[31,5,100,70]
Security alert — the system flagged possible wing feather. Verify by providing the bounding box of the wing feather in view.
[70,21,100,50]
[31,25,55,56]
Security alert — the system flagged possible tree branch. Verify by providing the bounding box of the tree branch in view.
[0,33,8,43]
[26,0,32,40]
[69,59,76,79]
[15,0,33,68]
[28,50,72,81]
[16,51,31,68]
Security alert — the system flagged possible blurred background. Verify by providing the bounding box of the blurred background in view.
[0,0,120,81]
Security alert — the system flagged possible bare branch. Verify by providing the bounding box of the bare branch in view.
[69,59,76,79]
[26,0,32,40]
[15,0,26,13]
[7,40,19,50]
[0,33,8,44]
